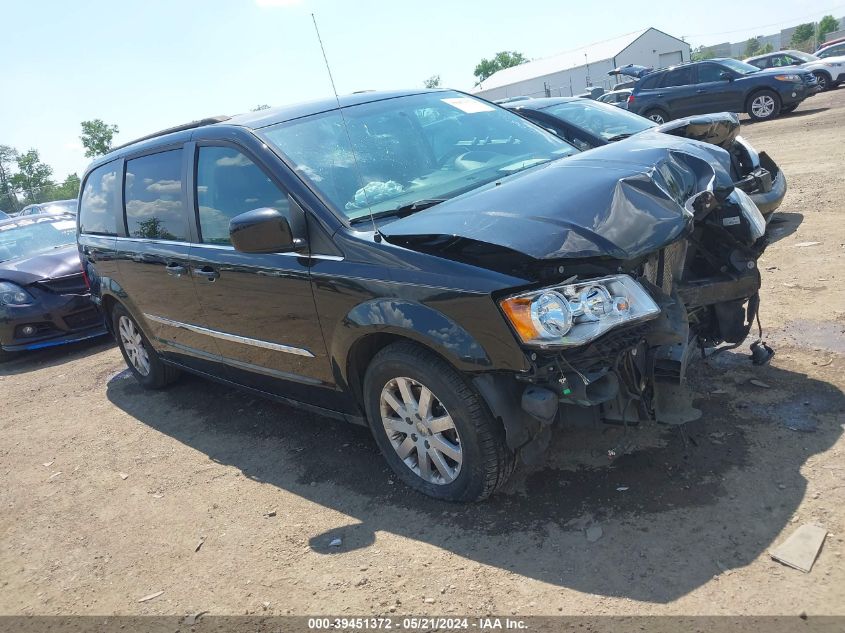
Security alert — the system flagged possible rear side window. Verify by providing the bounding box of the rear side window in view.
[661,67,693,87]
[80,162,119,236]
[124,149,188,241]
[195,146,288,245]
[638,74,661,90]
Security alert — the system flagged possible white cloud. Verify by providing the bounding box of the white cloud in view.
[255,0,302,7]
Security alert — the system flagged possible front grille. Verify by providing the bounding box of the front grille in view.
[643,240,687,294]
[37,273,87,295]
[63,307,101,330]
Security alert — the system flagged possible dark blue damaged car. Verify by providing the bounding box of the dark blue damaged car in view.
[79,89,773,501]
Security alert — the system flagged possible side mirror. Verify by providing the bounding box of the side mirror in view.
[719,71,733,81]
[229,207,305,254]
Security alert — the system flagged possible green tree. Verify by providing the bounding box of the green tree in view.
[744,37,762,57]
[791,23,816,50]
[133,217,176,240]
[691,46,716,61]
[759,42,774,55]
[473,51,528,84]
[251,104,270,111]
[423,75,441,88]
[9,149,54,204]
[48,173,81,201]
[0,145,19,212]
[80,119,119,158]
[817,15,840,43]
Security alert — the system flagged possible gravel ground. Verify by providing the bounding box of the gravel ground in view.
[1,88,843,618]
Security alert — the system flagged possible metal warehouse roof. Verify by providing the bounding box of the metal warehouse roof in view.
[473,29,650,93]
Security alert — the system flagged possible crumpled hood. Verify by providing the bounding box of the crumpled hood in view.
[381,140,735,262]
[652,112,740,149]
[0,245,82,286]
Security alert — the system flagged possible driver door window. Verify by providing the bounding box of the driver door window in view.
[195,146,289,245]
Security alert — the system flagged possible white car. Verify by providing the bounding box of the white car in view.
[745,49,845,91]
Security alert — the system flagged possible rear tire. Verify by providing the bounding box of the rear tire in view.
[111,303,180,389]
[643,108,668,124]
[363,342,514,502]
[747,90,781,121]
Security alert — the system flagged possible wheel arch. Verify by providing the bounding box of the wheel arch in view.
[333,299,495,414]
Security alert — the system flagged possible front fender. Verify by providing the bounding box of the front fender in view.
[331,298,493,385]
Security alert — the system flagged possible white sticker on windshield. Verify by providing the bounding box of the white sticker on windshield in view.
[441,97,495,114]
[51,220,76,231]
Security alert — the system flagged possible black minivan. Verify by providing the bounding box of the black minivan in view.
[79,89,771,501]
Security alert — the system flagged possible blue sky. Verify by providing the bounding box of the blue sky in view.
[2,0,842,180]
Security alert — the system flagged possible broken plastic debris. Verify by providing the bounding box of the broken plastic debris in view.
[137,590,164,603]
[770,524,827,573]
[616,486,629,491]
[749,379,771,389]
[793,241,820,248]
[119,472,129,480]
[329,537,342,548]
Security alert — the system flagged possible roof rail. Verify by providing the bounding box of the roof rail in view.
[110,115,231,152]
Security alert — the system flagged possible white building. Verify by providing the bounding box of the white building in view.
[472,28,691,101]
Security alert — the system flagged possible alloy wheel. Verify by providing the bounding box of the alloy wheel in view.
[816,74,828,90]
[648,112,666,124]
[751,95,775,119]
[118,315,151,376]
[379,376,462,485]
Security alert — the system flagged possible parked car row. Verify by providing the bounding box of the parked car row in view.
[65,88,783,501]
[502,98,785,218]
[744,49,845,92]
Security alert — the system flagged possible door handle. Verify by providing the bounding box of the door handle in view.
[165,263,186,277]
[193,266,220,281]
[696,89,706,93]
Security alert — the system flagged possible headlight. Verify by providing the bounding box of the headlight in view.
[773,74,802,82]
[729,188,766,240]
[0,281,35,306]
[499,275,660,348]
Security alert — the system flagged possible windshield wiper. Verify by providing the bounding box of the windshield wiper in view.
[606,132,634,142]
[350,199,447,224]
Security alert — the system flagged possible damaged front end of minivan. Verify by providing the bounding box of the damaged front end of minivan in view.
[381,141,772,462]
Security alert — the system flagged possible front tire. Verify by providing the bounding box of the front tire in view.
[813,71,830,91]
[747,90,781,121]
[363,342,514,501]
[111,304,180,389]
[643,108,668,124]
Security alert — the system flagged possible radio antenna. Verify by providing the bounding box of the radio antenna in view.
[311,13,380,240]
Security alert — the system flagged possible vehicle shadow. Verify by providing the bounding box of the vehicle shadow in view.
[766,211,803,244]
[0,335,113,376]
[105,348,843,603]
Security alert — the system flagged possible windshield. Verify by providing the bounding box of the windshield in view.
[260,91,577,221]
[0,215,76,263]
[788,50,818,62]
[541,99,654,140]
[718,59,760,75]
[42,200,78,214]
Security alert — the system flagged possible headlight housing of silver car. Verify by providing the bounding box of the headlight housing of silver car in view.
[499,275,660,348]
[728,187,766,240]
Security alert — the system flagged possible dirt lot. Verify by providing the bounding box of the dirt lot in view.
[1,89,844,619]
